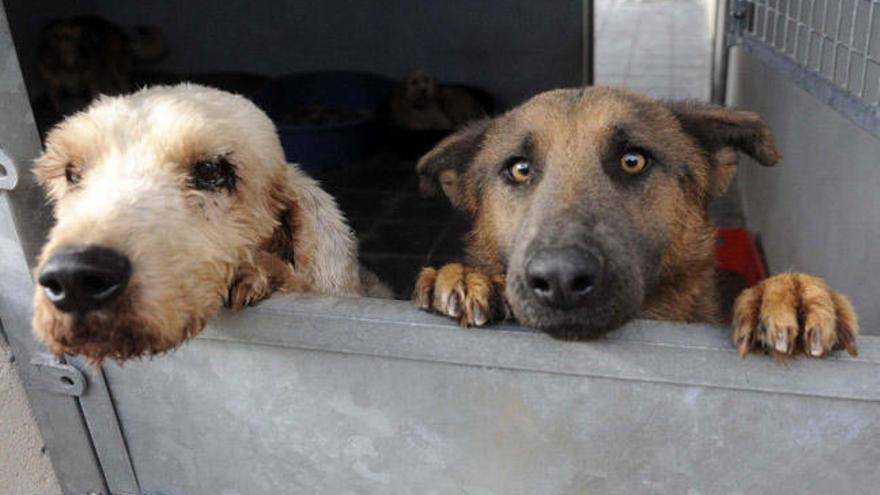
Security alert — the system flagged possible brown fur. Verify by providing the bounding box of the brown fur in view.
[413,86,858,359]
[32,84,386,363]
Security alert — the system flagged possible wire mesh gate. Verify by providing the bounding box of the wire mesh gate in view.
[727,0,880,136]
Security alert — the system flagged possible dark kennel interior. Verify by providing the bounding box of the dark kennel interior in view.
[4,0,588,298]
[4,0,747,300]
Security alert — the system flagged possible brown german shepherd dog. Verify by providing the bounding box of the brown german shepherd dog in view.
[413,86,858,359]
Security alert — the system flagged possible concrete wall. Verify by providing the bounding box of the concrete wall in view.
[0,339,62,495]
[729,47,880,335]
[6,0,583,108]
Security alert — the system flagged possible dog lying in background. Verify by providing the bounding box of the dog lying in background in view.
[388,69,486,130]
[32,84,387,363]
[414,86,858,359]
[39,16,166,114]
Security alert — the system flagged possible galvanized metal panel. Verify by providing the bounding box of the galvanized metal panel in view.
[73,358,140,495]
[104,295,880,495]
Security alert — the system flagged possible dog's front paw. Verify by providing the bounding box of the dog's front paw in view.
[228,251,311,311]
[733,273,858,359]
[229,265,274,312]
[413,263,507,327]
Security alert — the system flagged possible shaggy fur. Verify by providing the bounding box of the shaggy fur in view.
[32,84,387,363]
[413,86,858,359]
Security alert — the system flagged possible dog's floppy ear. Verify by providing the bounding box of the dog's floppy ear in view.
[416,118,490,209]
[268,166,361,296]
[669,102,782,198]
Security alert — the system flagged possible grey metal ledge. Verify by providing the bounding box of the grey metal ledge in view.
[100,294,880,494]
[200,295,880,403]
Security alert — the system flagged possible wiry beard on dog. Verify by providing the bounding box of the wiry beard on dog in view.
[33,286,208,363]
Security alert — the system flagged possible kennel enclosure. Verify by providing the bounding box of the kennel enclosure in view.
[2,1,880,494]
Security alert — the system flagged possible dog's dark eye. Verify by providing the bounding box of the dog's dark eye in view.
[620,151,648,175]
[505,160,531,184]
[191,157,236,192]
[65,164,81,185]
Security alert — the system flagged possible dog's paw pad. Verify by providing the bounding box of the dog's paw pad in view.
[732,273,859,360]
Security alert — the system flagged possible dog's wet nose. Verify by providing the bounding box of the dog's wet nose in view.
[38,246,131,314]
[526,247,603,309]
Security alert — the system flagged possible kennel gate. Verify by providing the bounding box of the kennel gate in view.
[2,1,880,494]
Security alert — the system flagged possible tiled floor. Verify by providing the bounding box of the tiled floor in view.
[595,0,714,100]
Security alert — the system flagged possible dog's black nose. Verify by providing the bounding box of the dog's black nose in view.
[37,246,131,314]
[526,247,603,309]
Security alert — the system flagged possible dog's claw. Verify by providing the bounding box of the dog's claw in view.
[472,302,487,326]
[414,267,436,310]
[773,329,789,353]
[417,297,430,310]
[447,291,463,318]
[809,328,824,357]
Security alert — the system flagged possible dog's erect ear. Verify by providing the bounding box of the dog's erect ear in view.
[669,102,782,198]
[416,119,490,209]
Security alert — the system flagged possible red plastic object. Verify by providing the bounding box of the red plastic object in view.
[715,228,767,287]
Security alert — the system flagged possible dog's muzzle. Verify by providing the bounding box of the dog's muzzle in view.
[506,228,645,340]
[38,245,131,314]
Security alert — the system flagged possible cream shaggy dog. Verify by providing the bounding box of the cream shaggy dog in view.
[32,83,387,363]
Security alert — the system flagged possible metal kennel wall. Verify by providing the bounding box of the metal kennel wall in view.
[1,2,879,494]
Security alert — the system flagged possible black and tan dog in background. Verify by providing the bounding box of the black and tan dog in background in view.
[414,86,858,359]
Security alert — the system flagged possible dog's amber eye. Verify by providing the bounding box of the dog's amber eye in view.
[620,152,648,175]
[506,160,531,183]
[65,164,81,185]
[191,158,236,192]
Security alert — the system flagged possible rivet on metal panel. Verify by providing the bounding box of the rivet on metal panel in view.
[27,353,87,396]
[0,148,19,191]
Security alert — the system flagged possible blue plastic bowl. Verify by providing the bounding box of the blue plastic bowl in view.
[254,71,395,172]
